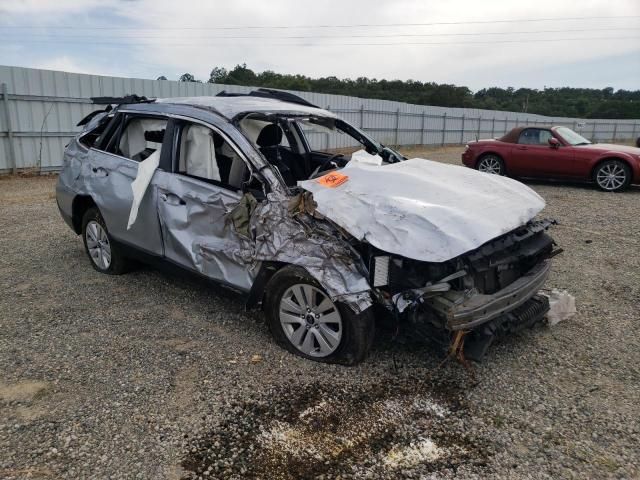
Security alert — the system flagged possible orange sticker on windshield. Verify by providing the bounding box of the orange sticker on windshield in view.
[317,172,349,188]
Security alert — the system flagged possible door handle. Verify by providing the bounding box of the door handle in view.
[160,193,186,206]
[91,166,109,176]
[516,146,528,150]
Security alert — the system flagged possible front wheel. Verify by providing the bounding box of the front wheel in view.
[476,154,505,175]
[264,266,375,365]
[594,160,631,192]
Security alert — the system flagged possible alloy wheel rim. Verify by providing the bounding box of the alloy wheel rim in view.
[279,284,342,357]
[478,156,502,175]
[596,164,626,191]
[86,221,111,269]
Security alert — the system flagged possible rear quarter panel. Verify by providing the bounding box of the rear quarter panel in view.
[574,148,640,182]
[464,141,512,170]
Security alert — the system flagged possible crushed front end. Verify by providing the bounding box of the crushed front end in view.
[364,219,560,362]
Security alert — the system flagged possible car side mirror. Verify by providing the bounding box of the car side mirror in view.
[548,138,560,148]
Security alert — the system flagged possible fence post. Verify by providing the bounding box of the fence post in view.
[441,112,447,146]
[491,117,495,138]
[612,122,617,143]
[476,115,481,140]
[592,122,597,141]
[1,83,17,174]
[420,111,426,145]
[360,104,364,129]
[394,108,400,147]
[460,114,465,144]
[632,122,638,141]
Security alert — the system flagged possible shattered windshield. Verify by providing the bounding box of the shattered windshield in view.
[296,117,404,163]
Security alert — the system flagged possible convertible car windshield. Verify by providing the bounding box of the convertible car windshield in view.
[556,127,591,146]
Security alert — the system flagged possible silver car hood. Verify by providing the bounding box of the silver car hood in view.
[298,158,546,263]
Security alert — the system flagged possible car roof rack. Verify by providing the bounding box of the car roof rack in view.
[215,88,319,108]
[90,94,155,105]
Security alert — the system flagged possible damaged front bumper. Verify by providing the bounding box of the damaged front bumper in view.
[427,259,552,331]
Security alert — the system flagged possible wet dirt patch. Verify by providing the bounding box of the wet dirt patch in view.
[180,379,489,479]
[0,380,49,403]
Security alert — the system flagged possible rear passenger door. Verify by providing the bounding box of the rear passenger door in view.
[156,118,256,291]
[87,112,169,255]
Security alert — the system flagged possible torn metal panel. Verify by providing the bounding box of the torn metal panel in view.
[298,158,546,263]
[229,192,373,311]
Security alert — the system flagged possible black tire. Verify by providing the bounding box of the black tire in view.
[81,207,129,275]
[593,159,631,192]
[476,153,505,176]
[264,266,375,365]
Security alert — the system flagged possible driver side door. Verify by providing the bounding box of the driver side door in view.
[510,128,575,178]
[155,118,257,291]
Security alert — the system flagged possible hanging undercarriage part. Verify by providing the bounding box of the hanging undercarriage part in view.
[375,220,557,362]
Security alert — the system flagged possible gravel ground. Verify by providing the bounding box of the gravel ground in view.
[0,147,639,479]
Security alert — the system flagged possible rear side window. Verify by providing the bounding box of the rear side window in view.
[518,128,553,145]
[115,117,167,162]
[99,114,168,162]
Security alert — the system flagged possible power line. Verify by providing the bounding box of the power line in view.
[1,15,639,30]
[2,27,638,40]
[3,36,638,47]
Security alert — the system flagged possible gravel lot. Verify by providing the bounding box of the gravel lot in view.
[1,146,639,479]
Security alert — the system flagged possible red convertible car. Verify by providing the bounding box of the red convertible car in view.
[462,126,640,192]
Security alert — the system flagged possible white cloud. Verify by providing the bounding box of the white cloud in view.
[1,0,639,89]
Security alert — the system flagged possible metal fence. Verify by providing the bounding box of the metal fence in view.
[1,65,639,173]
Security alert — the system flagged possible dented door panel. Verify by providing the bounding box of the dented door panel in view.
[156,173,256,290]
[86,150,164,255]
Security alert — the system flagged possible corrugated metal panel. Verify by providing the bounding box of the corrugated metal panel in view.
[0,65,639,172]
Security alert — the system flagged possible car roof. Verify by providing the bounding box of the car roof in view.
[498,125,558,143]
[154,95,336,120]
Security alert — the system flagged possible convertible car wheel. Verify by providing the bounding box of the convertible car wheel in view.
[264,266,375,365]
[594,160,631,192]
[477,154,505,175]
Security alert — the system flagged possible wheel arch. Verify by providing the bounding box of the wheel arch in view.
[245,261,293,310]
[476,151,506,173]
[590,156,633,181]
[71,195,98,234]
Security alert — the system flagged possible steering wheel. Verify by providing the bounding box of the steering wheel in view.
[309,153,345,179]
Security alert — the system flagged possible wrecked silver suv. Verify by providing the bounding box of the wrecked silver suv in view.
[56,89,559,364]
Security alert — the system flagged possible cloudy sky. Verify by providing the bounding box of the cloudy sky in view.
[0,0,638,91]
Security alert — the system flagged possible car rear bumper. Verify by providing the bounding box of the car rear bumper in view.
[56,182,76,231]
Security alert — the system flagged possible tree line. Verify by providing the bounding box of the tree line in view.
[156,64,640,119]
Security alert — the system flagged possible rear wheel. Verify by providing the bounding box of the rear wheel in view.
[264,266,375,365]
[594,160,631,192]
[81,207,129,274]
[476,154,505,175]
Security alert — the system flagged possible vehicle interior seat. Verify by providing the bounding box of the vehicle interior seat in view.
[119,118,165,161]
[255,123,305,186]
